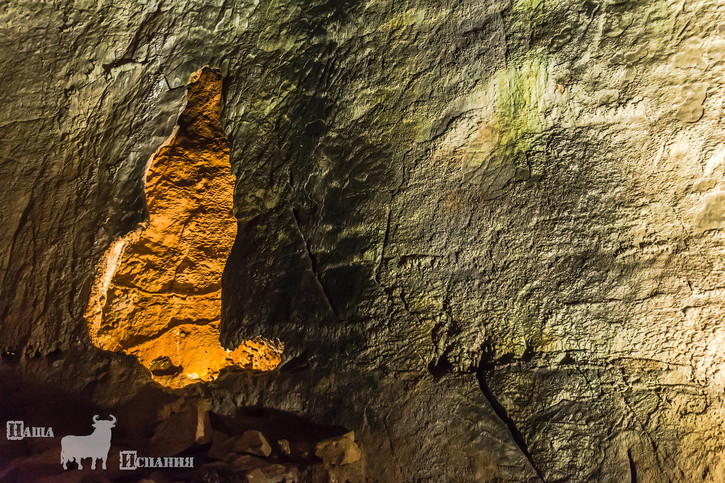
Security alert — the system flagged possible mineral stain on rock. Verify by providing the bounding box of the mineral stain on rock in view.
[84,67,282,387]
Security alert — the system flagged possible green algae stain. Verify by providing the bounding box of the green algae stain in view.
[513,0,545,13]
[494,54,548,158]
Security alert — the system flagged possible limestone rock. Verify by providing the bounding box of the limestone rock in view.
[315,432,362,466]
[208,430,272,460]
[148,355,181,376]
[151,399,212,455]
[83,66,282,387]
[207,430,232,461]
[695,191,725,231]
[674,83,708,122]
[230,430,273,458]
[4,0,725,481]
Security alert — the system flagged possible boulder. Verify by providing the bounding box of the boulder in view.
[230,430,272,458]
[314,431,362,466]
[208,430,272,461]
[151,399,212,455]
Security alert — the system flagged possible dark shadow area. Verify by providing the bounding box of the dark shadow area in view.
[211,406,349,446]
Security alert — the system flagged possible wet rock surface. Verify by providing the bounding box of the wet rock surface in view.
[3,0,725,481]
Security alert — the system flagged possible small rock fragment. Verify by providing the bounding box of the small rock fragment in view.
[222,430,272,458]
[315,431,362,466]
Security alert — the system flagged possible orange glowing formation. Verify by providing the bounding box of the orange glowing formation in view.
[85,67,281,387]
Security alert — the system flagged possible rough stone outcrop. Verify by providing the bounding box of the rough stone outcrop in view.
[2,0,725,481]
[315,431,361,466]
[84,66,281,387]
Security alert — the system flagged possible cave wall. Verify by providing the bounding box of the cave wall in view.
[0,0,187,352]
[85,66,281,388]
[2,0,725,481]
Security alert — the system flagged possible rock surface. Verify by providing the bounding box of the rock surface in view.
[0,359,364,482]
[151,399,213,455]
[2,0,725,481]
[83,66,281,386]
[235,431,273,458]
[315,431,361,466]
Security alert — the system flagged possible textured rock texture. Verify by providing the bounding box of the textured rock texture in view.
[84,66,281,387]
[3,0,725,481]
[0,356,365,481]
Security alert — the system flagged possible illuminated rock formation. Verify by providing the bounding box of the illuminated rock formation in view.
[4,0,725,481]
[84,67,281,387]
